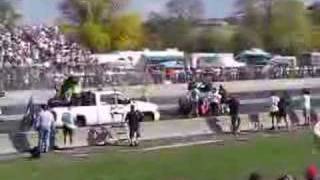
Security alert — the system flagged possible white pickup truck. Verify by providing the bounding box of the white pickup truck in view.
[49,90,160,127]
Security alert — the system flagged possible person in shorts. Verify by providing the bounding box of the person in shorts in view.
[270,92,280,130]
[61,111,77,146]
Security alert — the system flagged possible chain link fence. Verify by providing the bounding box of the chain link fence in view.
[1,65,320,91]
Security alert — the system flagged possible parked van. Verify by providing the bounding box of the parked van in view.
[190,53,246,69]
[299,52,320,66]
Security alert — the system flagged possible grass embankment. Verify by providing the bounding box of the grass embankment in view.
[0,132,318,180]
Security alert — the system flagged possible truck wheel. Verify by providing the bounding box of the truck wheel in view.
[76,116,86,127]
[143,113,154,122]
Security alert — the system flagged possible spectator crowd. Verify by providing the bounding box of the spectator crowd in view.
[0,24,92,68]
[1,24,320,91]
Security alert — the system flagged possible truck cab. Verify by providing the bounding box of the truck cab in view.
[50,90,160,127]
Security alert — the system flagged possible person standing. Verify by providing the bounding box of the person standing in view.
[277,92,290,130]
[302,89,312,127]
[227,96,241,136]
[126,105,143,146]
[36,105,55,153]
[189,87,200,117]
[270,92,280,130]
[61,110,77,146]
[210,88,222,116]
[219,85,228,114]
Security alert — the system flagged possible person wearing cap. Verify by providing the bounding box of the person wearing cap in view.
[125,105,144,146]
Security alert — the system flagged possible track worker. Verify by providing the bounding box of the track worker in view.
[227,96,241,136]
[277,92,290,131]
[302,89,312,127]
[269,92,280,130]
[125,105,144,146]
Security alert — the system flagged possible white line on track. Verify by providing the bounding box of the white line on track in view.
[120,140,224,152]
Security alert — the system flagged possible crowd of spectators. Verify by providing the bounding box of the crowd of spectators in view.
[1,25,320,91]
[0,24,93,68]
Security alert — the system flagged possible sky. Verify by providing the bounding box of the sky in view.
[18,0,315,25]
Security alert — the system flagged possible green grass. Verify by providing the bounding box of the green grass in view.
[0,132,318,180]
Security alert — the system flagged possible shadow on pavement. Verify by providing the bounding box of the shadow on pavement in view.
[205,117,223,134]
[8,115,34,153]
[8,132,32,153]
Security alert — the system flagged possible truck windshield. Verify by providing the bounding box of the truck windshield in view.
[100,93,129,105]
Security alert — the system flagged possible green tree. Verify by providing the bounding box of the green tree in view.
[144,0,205,51]
[144,13,195,50]
[231,28,263,53]
[80,22,110,52]
[60,0,144,52]
[235,0,311,55]
[311,26,320,51]
[60,0,111,24]
[166,0,204,20]
[195,28,233,52]
[0,0,21,27]
[110,14,144,50]
[309,2,320,25]
[268,0,311,55]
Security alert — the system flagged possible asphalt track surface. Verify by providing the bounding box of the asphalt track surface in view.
[1,88,320,122]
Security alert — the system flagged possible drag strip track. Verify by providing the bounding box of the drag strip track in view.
[1,88,320,121]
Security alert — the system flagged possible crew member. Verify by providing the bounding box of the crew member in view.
[270,92,280,130]
[125,105,144,146]
[228,96,241,136]
[302,89,312,127]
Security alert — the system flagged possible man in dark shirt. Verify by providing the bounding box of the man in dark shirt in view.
[277,92,290,130]
[228,96,241,136]
[126,105,144,146]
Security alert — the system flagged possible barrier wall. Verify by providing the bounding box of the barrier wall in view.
[3,77,320,108]
[0,110,313,155]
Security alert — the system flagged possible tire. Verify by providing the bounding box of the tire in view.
[76,116,86,127]
[0,91,5,98]
[143,113,154,122]
[179,98,191,115]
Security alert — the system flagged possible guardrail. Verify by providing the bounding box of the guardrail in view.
[1,66,320,91]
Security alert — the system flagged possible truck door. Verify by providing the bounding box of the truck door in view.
[98,94,113,124]
[110,93,130,123]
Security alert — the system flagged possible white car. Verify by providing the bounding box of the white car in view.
[50,90,160,127]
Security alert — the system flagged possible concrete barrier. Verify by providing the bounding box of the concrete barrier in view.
[0,110,312,155]
[2,78,320,108]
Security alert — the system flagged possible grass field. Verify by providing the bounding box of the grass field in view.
[0,132,318,180]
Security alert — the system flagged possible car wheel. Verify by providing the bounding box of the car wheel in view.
[76,116,86,127]
[143,113,154,122]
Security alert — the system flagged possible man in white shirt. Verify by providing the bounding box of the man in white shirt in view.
[302,89,312,126]
[210,89,222,116]
[36,105,55,153]
[189,87,200,117]
[270,92,280,130]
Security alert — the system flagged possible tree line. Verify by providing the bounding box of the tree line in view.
[2,0,320,55]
